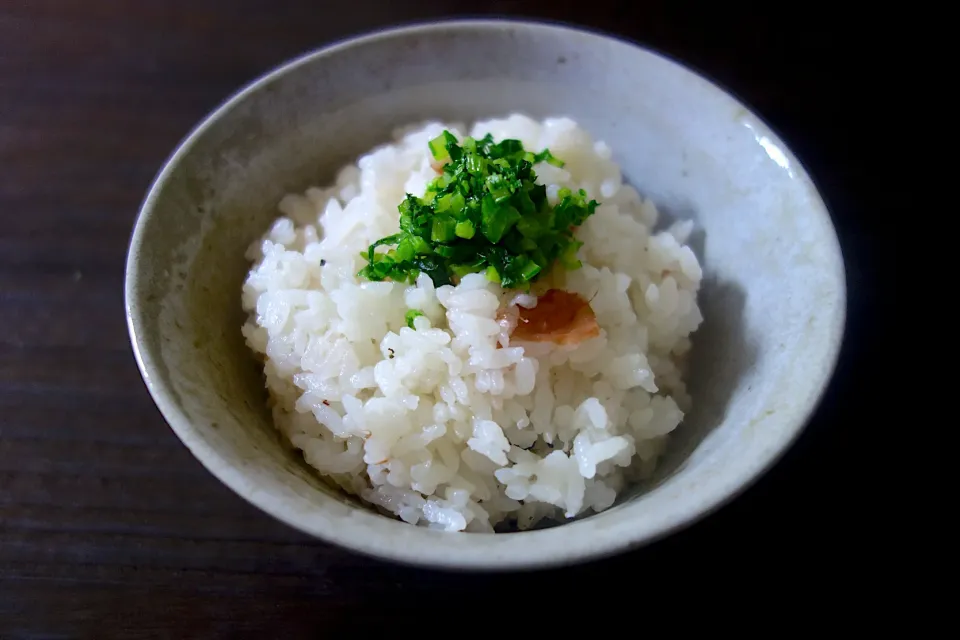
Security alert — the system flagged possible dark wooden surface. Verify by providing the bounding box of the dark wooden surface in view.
[1,1,879,636]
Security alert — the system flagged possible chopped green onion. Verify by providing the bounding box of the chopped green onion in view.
[519,258,541,281]
[534,149,565,167]
[366,233,401,262]
[444,131,462,162]
[481,202,520,244]
[485,174,513,203]
[431,216,457,243]
[436,191,465,215]
[395,236,416,262]
[357,129,600,290]
[411,235,432,255]
[455,220,476,239]
[428,134,449,161]
[466,153,484,175]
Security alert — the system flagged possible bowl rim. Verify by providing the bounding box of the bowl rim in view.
[125,17,846,571]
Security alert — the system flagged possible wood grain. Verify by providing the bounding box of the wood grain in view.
[1,1,876,636]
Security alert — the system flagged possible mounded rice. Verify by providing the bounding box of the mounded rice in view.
[241,115,703,532]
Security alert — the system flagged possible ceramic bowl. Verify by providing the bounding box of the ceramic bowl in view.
[125,19,845,570]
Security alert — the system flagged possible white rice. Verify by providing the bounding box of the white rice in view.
[241,115,704,532]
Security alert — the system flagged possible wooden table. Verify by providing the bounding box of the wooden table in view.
[1,1,875,635]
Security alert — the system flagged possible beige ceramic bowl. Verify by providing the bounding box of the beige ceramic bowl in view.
[125,19,845,570]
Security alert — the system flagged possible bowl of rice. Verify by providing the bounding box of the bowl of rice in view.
[125,19,845,570]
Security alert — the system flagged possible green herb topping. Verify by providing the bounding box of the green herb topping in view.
[357,131,600,290]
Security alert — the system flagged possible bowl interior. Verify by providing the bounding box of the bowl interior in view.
[127,21,844,569]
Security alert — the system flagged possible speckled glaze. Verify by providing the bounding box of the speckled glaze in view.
[125,20,845,570]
